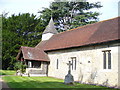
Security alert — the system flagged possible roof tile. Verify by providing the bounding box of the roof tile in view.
[17,46,49,61]
[43,17,119,51]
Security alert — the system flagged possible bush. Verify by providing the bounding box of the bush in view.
[14,61,27,74]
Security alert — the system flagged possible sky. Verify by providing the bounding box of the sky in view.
[0,0,119,21]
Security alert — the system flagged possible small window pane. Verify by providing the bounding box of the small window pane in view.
[108,52,111,69]
[103,52,106,69]
[71,59,73,70]
[56,59,58,69]
[74,59,76,70]
[71,57,76,70]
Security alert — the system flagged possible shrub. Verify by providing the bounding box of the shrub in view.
[14,61,27,74]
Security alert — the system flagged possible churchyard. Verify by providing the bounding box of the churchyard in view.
[0,70,15,75]
[1,70,116,89]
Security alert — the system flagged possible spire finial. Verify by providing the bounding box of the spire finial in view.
[42,14,58,35]
[42,12,58,41]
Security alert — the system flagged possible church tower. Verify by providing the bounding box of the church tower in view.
[42,17,58,41]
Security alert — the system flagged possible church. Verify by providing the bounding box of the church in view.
[17,16,120,88]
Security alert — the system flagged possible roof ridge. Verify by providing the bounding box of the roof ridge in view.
[44,16,119,51]
[57,16,119,35]
[21,46,35,49]
[35,40,48,49]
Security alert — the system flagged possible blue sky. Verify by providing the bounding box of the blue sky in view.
[0,0,119,21]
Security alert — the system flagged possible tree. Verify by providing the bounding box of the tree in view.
[3,13,44,46]
[39,1,102,32]
[2,28,21,69]
[2,13,44,69]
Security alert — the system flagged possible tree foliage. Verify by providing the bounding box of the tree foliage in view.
[2,13,44,69]
[39,1,102,32]
[2,28,21,69]
[3,13,44,46]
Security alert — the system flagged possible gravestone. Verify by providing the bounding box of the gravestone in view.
[64,61,74,84]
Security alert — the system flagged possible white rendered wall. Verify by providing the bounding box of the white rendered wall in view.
[47,43,119,88]
[42,33,54,41]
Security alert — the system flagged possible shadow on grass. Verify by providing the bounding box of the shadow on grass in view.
[0,70,16,75]
[0,72,7,75]
[5,80,112,90]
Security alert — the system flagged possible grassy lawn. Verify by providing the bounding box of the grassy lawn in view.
[0,70,16,75]
[2,76,110,88]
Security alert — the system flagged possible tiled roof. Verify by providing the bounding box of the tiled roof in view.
[35,40,48,49]
[17,46,49,61]
[17,17,119,61]
[43,17,119,51]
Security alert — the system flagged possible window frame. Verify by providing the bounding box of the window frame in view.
[71,57,77,70]
[102,50,111,70]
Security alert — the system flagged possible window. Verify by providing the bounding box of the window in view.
[28,61,41,68]
[103,52,106,69]
[108,51,111,69]
[56,59,59,69]
[33,61,41,68]
[102,50,111,69]
[71,57,76,70]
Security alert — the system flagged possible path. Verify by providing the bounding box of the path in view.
[0,75,10,89]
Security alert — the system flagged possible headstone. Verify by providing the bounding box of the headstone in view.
[64,61,74,84]
[16,70,22,76]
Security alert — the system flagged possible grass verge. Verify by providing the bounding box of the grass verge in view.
[2,76,110,88]
[0,70,16,75]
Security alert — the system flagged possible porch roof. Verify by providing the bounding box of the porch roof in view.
[16,46,49,62]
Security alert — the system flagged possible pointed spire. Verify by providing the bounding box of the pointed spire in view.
[43,17,58,34]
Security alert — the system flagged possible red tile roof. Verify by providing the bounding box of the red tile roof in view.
[17,46,49,61]
[17,17,119,61]
[35,40,48,49]
[43,17,119,51]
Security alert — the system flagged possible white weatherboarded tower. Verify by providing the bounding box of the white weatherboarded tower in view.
[42,18,58,41]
